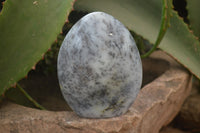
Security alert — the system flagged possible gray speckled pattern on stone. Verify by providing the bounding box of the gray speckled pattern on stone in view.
[57,12,142,118]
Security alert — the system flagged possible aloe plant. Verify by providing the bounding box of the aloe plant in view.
[187,0,200,39]
[0,0,74,96]
[0,0,200,106]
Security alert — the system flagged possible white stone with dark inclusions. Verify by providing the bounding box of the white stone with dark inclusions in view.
[57,12,142,118]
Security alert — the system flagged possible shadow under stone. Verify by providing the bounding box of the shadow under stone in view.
[6,57,170,111]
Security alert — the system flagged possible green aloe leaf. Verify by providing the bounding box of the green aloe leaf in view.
[141,0,172,58]
[0,0,74,95]
[74,0,200,79]
[187,0,200,39]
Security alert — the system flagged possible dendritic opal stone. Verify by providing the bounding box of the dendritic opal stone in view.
[57,12,142,118]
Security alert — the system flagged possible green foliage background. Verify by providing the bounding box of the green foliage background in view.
[0,0,200,102]
[0,0,73,95]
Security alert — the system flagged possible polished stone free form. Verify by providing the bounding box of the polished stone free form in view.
[57,12,142,118]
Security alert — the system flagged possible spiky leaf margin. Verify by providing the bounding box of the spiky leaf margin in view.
[0,0,74,95]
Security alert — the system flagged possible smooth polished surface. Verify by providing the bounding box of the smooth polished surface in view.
[57,12,142,118]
